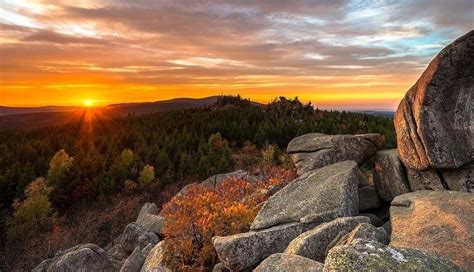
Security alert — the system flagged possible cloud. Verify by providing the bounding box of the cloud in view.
[1,0,472,108]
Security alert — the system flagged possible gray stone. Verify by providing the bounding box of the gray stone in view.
[212,262,228,272]
[360,213,383,227]
[213,222,316,271]
[33,244,116,272]
[141,241,171,272]
[137,213,165,236]
[120,247,145,272]
[108,244,129,262]
[406,168,445,191]
[373,149,411,202]
[390,190,474,270]
[325,223,389,256]
[136,203,157,223]
[324,240,459,271]
[287,133,379,175]
[358,186,382,211]
[116,223,159,254]
[251,161,360,230]
[442,162,474,192]
[253,253,323,272]
[394,30,474,170]
[382,221,391,237]
[285,216,370,262]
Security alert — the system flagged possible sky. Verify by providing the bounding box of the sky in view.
[0,0,473,110]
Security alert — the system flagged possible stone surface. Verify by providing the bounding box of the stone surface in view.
[394,30,474,170]
[442,162,474,192]
[136,203,158,223]
[406,168,445,191]
[325,223,389,256]
[33,244,116,272]
[254,253,324,272]
[358,186,382,211]
[212,262,228,272]
[324,240,459,271]
[373,149,411,202]
[137,213,165,236]
[251,161,360,230]
[120,247,145,272]
[390,190,474,270]
[360,213,383,227]
[213,222,315,271]
[141,241,171,272]
[287,133,379,175]
[116,223,159,254]
[285,216,370,262]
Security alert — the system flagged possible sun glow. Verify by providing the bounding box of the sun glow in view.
[83,99,93,107]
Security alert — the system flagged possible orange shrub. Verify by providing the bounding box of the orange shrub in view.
[160,167,295,271]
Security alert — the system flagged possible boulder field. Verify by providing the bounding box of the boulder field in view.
[33,31,473,271]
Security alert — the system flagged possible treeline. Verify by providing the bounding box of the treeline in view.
[0,96,395,251]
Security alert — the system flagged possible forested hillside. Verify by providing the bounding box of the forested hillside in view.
[0,96,396,270]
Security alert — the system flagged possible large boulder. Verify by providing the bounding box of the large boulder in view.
[441,162,474,192]
[287,133,380,175]
[116,223,159,254]
[373,149,411,202]
[390,190,474,270]
[251,161,361,230]
[33,244,117,272]
[406,168,445,191]
[141,241,172,272]
[394,30,474,170]
[285,216,370,262]
[136,203,165,236]
[136,203,158,223]
[213,222,316,271]
[120,247,145,272]
[254,253,323,272]
[325,223,389,256]
[324,240,459,271]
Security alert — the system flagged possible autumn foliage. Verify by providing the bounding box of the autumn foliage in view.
[160,167,295,271]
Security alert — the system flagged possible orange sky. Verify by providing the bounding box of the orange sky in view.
[1,0,472,110]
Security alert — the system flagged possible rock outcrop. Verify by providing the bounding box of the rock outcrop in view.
[120,247,146,272]
[285,216,370,262]
[33,244,117,272]
[213,222,315,271]
[394,30,474,171]
[324,240,459,271]
[373,149,411,202]
[251,161,361,230]
[287,133,380,175]
[390,190,474,270]
[115,223,159,254]
[254,253,324,272]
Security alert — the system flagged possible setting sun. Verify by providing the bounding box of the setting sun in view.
[83,99,93,107]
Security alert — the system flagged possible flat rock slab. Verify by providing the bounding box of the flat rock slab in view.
[254,253,323,272]
[324,240,459,271]
[213,222,316,271]
[251,161,360,230]
[287,133,379,175]
[390,190,474,270]
[373,149,411,202]
[285,216,370,262]
[394,30,474,170]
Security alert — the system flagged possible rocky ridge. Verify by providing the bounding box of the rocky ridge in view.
[33,31,473,272]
